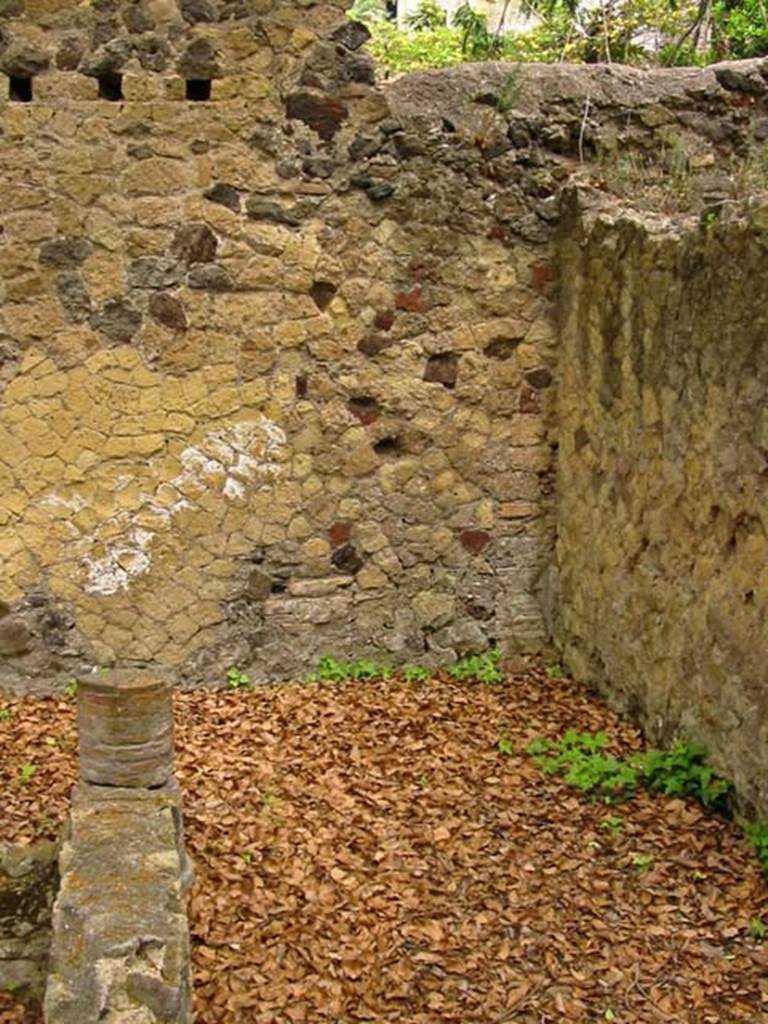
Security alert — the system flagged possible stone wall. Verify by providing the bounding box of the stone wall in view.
[3,0,768,819]
[556,196,768,815]
[0,841,58,1006]
[0,1,559,689]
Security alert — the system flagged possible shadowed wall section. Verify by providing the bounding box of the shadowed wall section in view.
[556,197,768,814]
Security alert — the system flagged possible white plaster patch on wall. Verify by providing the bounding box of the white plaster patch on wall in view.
[40,494,87,512]
[45,418,286,597]
[83,524,154,596]
[176,419,287,500]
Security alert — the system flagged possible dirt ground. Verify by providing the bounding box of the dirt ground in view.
[1,665,767,1023]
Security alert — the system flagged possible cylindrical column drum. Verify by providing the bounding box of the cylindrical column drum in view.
[77,669,173,788]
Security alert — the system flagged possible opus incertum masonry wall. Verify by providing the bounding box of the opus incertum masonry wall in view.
[1,2,768,812]
[0,0,559,689]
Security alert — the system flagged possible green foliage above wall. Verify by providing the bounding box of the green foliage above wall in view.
[351,0,768,75]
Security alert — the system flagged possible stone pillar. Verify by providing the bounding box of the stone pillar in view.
[77,669,174,788]
[44,670,193,1024]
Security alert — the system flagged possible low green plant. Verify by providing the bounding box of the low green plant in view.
[403,664,430,684]
[453,1,501,59]
[447,648,502,684]
[64,679,78,699]
[745,820,768,875]
[546,663,565,680]
[18,763,36,785]
[496,66,523,115]
[0,705,11,722]
[348,0,387,22]
[317,656,392,683]
[407,0,446,31]
[528,730,735,813]
[497,735,514,756]
[630,851,654,875]
[700,208,719,232]
[749,916,767,941]
[638,741,733,814]
[240,850,254,865]
[716,0,768,59]
[367,22,465,74]
[601,814,623,836]
[527,730,639,803]
[226,666,251,689]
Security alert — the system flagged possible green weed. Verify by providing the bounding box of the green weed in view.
[638,741,734,813]
[406,0,445,30]
[700,208,719,232]
[226,666,251,689]
[496,66,523,115]
[528,731,734,814]
[18,763,36,785]
[630,852,654,875]
[527,730,639,803]
[64,679,78,699]
[447,648,502,684]
[497,736,514,756]
[749,916,767,941]
[317,656,392,683]
[403,664,430,684]
[601,815,623,836]
[546,663,565,680]
[526,729,768,873]
[0,705,11,722]
[745,820,768,875]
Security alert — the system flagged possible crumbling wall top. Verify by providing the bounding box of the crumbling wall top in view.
[0,0,355,109]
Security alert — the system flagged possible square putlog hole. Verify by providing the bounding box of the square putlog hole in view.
[9,76,32,102]
[186,79,211,102]
[98,73,123,101]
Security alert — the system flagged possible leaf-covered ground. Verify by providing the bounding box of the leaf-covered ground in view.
[1,666,767,1023]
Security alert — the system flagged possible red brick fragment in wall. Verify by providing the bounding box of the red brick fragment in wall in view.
[395,285,432,314]
[460,530,490,555]
[531,261,556,292]
[487,223,509,242]
[348,396,381,425]
[285,92,348,140]
[329,522,351,547]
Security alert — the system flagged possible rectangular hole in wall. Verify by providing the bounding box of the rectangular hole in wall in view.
[9,76,33,102]
[186,79,211,102]
[97,73,123,101]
